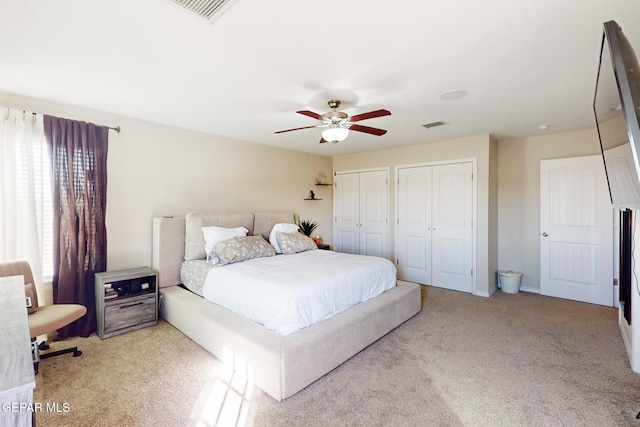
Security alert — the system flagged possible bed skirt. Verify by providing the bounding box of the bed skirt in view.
[160,281,421,401]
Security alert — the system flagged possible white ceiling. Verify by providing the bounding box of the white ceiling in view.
[1,0,639,156]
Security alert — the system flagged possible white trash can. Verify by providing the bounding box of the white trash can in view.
[498,270,523,294]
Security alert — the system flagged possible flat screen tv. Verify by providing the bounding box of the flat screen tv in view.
[594,20,640,210]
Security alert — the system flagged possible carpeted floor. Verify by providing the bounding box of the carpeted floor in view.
[33,285,640,426]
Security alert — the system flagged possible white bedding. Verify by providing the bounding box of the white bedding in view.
[201,249,397,335]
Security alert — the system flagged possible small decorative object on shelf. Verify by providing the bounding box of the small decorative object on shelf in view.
[312,235,323,246]
[304,190,321,200]
[316,172,328,185]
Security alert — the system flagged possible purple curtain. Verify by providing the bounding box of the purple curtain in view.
[44,115,108,338]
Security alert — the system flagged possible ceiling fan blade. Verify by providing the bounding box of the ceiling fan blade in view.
[274,125,318,134]
[296,110,323,121]
[348,124,388,136]
[349,109,391,123]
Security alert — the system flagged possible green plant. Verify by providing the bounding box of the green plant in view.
[298,219,319,236]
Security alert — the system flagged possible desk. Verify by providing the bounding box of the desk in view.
[0,275,36,427]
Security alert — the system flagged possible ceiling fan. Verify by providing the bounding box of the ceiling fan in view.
[275,100,391,143]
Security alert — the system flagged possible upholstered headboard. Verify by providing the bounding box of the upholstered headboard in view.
[184,212,255,262]
[152,211,295,288]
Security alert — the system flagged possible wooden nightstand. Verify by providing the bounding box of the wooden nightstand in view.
[95,267,158,339]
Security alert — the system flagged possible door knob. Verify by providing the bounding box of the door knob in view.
[542,232,549,237]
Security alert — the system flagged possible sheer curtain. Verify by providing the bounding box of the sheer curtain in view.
[0,107,49,300]
[44,115,108,338]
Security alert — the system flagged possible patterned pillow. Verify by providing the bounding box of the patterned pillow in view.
[202,225,248,257]
[269,223,299,253]
[276,232,318,255]
[209,235,276,266]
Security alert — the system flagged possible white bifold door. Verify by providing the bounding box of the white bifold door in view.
[397,163,473,293]
[333,169,389,257]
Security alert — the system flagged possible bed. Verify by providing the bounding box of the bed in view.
[152,211,421,401]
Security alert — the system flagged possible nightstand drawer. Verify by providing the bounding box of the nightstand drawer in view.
[104,294,156,336]
[96,267,159,339]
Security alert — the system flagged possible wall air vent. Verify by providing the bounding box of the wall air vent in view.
[422,120,447,129]
[168,0,240,23]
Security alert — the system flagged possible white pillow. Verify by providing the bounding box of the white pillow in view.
[269,223,299,253]
[202,226,248,257]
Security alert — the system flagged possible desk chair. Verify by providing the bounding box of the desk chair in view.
[0,261,87,374]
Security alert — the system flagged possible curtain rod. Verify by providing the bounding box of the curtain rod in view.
[27,111,121,133]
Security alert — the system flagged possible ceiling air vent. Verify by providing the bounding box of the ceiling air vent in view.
[168,0,240,23]
[422,120,447,129]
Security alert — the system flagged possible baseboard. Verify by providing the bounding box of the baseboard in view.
[474,290,491,298]
[494,285,539,294]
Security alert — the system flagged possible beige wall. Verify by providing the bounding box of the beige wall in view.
[0,92,333,274]
[497,128,602,292]
[3,89,610,300]
[334,134,498,296]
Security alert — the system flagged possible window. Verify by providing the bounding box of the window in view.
[31,136,53,278]
[1,109,53,279]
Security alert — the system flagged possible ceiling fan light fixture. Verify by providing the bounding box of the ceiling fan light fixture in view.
[275,99,390,144]
[322,126,349,143]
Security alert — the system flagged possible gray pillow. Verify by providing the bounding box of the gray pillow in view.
[276,232,318,255]
[209,235,276,266]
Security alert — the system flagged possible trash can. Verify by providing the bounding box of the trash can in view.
[498,270,523,294]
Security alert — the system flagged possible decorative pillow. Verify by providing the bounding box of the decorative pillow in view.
[209,235,276,266]
[269,223,299,253]
[276,231,318,255]
[185,212,254,261]
[25,283,37,314]
[180,260,211,296]
[202,226,248,258]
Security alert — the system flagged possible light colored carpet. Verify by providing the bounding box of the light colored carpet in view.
[33,285,640,426]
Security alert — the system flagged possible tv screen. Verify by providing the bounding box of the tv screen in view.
[594,20,640,210]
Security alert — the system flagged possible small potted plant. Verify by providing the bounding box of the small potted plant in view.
[299,219,323,246]
[298,219,319,237]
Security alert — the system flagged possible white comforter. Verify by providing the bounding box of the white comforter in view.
[201,249,397,335]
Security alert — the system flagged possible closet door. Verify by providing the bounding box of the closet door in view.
[359,170,389,257]
[334,172,360,254]
[431,163,473,293]
[397,166,432,284]
[334,170,389,257]
[396,162,473,292]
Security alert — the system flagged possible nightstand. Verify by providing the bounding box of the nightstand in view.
[95,267,158,339]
